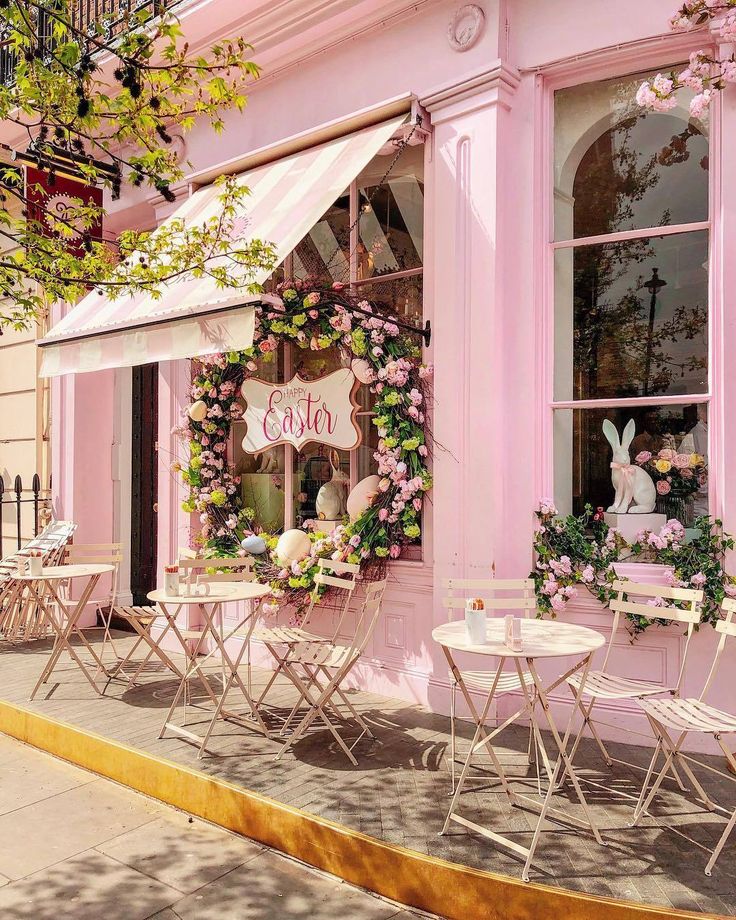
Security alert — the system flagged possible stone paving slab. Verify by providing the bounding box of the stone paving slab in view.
[1,633,735,915]
[0,735,433,920]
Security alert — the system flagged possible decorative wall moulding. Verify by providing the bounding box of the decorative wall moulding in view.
[447,4,485,53]
[421,59,521,121]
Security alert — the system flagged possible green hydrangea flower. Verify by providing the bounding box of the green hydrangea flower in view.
[402,438,420,451]
[403,523,421,539]
[210,490,227,506]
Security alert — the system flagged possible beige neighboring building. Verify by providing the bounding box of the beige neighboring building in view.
[0,242,50,556]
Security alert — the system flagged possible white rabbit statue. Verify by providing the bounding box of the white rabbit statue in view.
[602,418,656,514]
[315,450,349,521]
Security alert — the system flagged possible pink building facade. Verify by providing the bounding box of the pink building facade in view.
[45,0,735,751]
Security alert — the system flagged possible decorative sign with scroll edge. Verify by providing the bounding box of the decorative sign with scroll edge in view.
[240,368,363,454]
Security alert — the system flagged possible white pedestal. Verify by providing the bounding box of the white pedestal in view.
[604,512,666,542]
[313,519,342,533]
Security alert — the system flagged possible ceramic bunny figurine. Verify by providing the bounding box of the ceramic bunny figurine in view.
[602,419,656,514]
[315,450,349,520]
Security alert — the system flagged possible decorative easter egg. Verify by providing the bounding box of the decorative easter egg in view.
[241,534,267,555]
[188,400,208,422]
[351,358,374,385]
[347,475,381,521]
[275,529,312,565]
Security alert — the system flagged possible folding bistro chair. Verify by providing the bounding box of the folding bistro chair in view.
[250,558,360,717]
[563,579,703,788]
[0,520,77,643]
[443,578,540,792]
[276,578,387,765]
[632,599,736,875]
[62,543,123,668]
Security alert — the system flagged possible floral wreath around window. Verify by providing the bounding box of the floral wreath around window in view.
[174,278,432,613]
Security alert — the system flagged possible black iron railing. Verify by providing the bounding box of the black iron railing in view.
[0,474,52,551]
[1,1,168,87]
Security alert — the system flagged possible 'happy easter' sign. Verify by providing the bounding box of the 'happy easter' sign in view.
[240,368,362,453]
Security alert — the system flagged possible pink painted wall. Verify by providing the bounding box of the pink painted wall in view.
[46,0,736,752]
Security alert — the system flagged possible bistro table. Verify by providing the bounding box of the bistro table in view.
[15,563,115,700]
[433,617,606,881]
[148,582,271,756]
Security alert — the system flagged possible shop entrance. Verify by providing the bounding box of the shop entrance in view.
[130,363,158,605]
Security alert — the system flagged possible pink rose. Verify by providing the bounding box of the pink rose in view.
[659,448,675,460]
[673,453,691,469]
[635,451,652,464]
[656,480,671,495]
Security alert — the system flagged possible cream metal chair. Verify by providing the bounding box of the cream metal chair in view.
[62,543,123,667]
[0,521,77,643]
[442,578,540,792]
[276,578,387,765]
[251,558,360,716]
[632,600,736,876]
[562,579,703,788]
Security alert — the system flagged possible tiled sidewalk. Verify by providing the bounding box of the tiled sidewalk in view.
[0,734,432,920]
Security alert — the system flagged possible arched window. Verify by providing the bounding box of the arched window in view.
[552,71,710,525]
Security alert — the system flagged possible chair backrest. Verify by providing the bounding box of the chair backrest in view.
[442,578,537,620]
[608,580,703,688]
[351,578,388,657]
[177,556,255,584]
[303,558,360,639]
[699,600,736,702]
[178,546,199,560]
[64,542,123,606]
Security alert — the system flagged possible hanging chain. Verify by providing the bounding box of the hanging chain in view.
[322,118,420,278]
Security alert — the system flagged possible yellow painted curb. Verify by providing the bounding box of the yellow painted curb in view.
[0,699,724,920]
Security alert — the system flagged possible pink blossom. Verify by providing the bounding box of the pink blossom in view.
[539,498,558,517]
[378,508,389,521]
[550,593,567,612]
[412,498,422,511]
[690,571,707,588]
[542,578,559,597]
[656,480,671,495]
[418,445,428,457]
[389,545,402,559]
[581,564,595,584]
[690,90,712,118]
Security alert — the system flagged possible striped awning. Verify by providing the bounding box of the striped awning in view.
[38,114,407,377]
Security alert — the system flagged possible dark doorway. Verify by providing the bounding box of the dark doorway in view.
[130,363,158,605]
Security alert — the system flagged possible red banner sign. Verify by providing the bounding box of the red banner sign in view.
[24,165,103,257]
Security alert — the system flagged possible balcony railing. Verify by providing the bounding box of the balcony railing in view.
[1,0,167,86]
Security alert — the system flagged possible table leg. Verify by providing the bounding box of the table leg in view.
[519,655,604,882]
[29,575,105,699]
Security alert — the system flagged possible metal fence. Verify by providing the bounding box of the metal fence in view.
[0,1,168,87]
[0,474,52,552]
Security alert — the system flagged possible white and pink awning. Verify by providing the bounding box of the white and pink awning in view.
[38,114,407,377]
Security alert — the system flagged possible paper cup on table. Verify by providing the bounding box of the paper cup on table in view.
[465,598,487,645]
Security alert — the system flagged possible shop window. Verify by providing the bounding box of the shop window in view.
[232,141,425,550]
[552,71,709,524]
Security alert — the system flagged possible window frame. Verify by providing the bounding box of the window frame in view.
[539,53,722,519]
[231,140,426,548]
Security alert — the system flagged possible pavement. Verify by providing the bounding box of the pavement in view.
[0,734,438,920]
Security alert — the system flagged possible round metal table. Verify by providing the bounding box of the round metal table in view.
[148,582,271,756]
[433,617,606,881]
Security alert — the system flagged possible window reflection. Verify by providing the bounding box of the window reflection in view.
[554,231,708,400]
[554,72,709,240]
